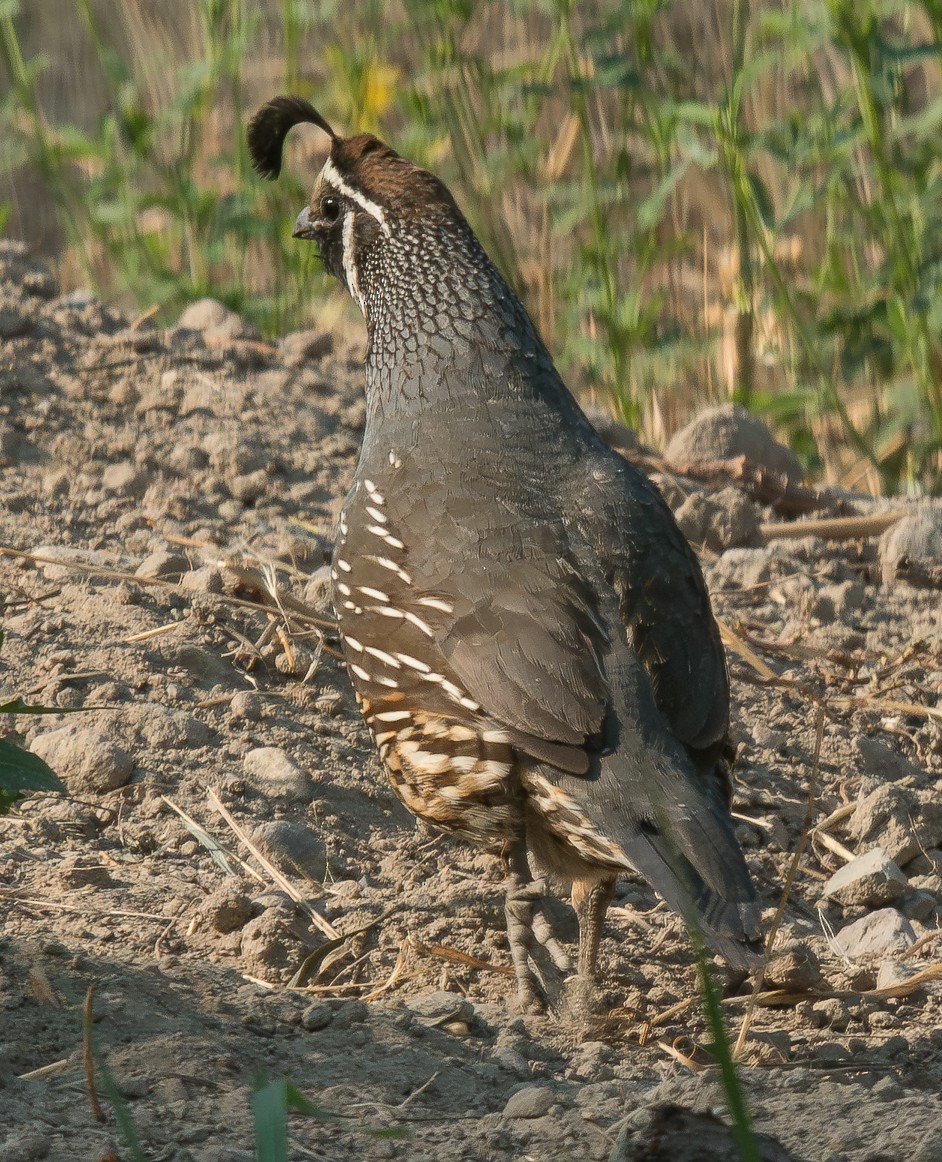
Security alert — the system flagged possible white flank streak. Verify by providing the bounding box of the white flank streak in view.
[349,663,371,682]
[365,645,401,668]
[344,635,363,651]
[396,652,431,674]
[363,479,376,492]
[416,596,453,613]
[375,674,399,688]
[374,709,412,722]
[459,696,481,712]
[366,505,387,524]
[336,581,351,596]
[358,585,389,603]
[341,211,364,313]
[482,728,511,744]
[404,610,434,637]
[370,556,411,583]
[370,605,405,619]
[322,159,390,235]
[336,559,352,572]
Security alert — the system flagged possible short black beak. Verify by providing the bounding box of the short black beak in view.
[292,205,317,240]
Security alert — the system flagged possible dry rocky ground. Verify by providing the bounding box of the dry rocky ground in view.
[2,239,942,1161]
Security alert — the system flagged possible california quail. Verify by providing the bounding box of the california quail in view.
[248,96,760,1008]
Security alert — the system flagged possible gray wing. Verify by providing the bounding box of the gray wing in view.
[570,450,730,757]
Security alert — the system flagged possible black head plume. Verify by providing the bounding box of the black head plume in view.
[248,96,337,180]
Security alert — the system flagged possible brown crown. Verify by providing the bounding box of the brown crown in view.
[248,95,459,219]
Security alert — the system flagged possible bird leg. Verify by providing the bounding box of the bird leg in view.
[572,875,617,981]
[504,835,569,1011]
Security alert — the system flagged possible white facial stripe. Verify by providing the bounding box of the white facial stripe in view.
[341,210,364,312]
[322,159,390,236]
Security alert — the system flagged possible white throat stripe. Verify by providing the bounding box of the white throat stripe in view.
[341,210,364,313]
[322,159,390,236]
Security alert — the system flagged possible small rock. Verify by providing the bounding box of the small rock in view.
[130,703,210,750]
[674,487,763,553]
[822,847,907,907]
[900,888,938,922]
[135,550,190,581]
[59,856,115,889]
[834,908,916,958]
[280,329,334,365]
[849,784,922,866]
[903,848,942,877]
[243,747,313,802]
[870,1075,904,1101]
[163,642,229,684]
[178,297,256,342]
[328,999,369,1028]
[179,566,224,595]
[229,691,263,722]
[502,1085,555,1120]
[875,959,922,991]
[251,820,327,882]
[765,945,823,990]
[101,460,144,496]
[406,991,474,1023]
[300,1001,333,1031]
[239,911,308,982]
[30,727,133,793]
[879,509,942,585]
[227,469,268,504]
[807,580,866,623]
[202,887,255,933]
[665,403,803,482]
[489,1047,531,1077]
[855,736,923,783]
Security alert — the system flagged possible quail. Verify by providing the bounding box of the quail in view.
[248,96,760,1009]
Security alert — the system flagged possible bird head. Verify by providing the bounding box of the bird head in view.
[247,96,463,317]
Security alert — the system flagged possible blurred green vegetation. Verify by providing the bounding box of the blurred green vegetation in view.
[2,0,942,493]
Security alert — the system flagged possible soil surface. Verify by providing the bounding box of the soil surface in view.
[2,239,942,1162]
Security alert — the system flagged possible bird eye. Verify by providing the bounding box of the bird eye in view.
[320,195,341,224]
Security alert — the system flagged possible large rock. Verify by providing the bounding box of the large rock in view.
[30,726,133,793]
[834,908,916,958]
[822,847,907,907]
[665,403,803,482]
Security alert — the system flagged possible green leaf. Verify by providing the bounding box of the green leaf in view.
[0,738,66,796]
[0,697,74,715]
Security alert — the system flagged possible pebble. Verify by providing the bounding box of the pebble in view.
[177,297,255,342]
[879,509,942,584]
[229,691,263,722]
[502,1085,555,1120]
[834,908,917,958]
[405,990,474,1024]
[300,1001,333,1031]
[280,328,334,365]
[855,736,923,783]
[30,726,133,792]
[242,746,313,802]
[135,550,190,581]
[765,945,823,990]
[875,958,922,991]
[674,487,763,553]
[129,702,210,749]
[202,886,255,933]
[101,460,144,496]
[251,820,327,882]
[849,784,922,866]
[822,847,908,907]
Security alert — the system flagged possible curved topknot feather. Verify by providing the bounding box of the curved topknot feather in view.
[247,96,337,180]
